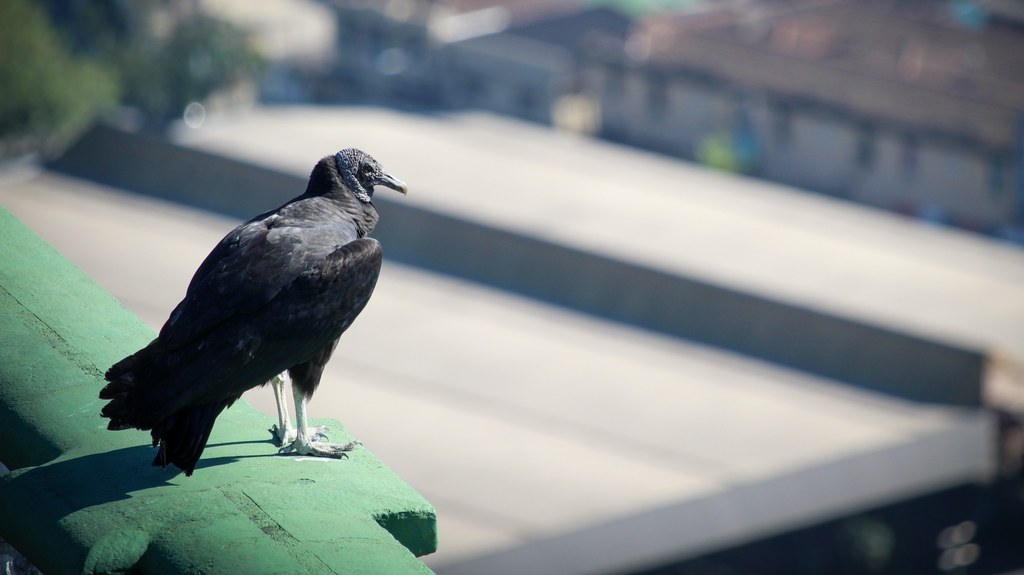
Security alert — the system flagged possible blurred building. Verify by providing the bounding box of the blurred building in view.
[592,0,1024,237]
[324,0,1024,240]
[199,0,337,103]
[328,0,579,104]
[439,5,629,125]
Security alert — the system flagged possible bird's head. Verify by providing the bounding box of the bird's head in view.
[334,148,408,203]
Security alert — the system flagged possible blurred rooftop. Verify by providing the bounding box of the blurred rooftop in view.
[2,104,1019,571]
[627,0,1024,150]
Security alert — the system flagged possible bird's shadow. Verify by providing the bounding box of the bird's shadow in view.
[205,437,278,449]
[6,438,284,513]
[195,437,282,471]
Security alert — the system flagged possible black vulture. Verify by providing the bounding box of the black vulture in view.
[99,148,407,476]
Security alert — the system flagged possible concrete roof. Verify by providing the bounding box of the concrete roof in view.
[0,107,999,572]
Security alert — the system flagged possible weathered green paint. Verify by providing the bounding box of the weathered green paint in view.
[0,206,437,574]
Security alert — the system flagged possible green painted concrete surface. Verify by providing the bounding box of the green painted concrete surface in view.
[0,206,437,574]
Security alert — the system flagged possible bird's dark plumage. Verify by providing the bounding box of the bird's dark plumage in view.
[100,148,407,475]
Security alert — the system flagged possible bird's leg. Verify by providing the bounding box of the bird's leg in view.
[268,374,295,446]
[279,384,361,458]
[268,373,328,446]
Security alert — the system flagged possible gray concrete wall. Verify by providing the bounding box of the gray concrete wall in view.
[49,124,985,406]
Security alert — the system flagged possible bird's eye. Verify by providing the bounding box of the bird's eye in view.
[361,165,374,177]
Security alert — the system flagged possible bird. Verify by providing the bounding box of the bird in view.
[99,148,407,476]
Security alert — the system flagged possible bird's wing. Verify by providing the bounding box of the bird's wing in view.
[158,217,353,349]
[184,237,383,406]
[285,237,383,327]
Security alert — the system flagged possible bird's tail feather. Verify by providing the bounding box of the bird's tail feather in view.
[102,339,238,476]
[100,339,179,430]
[151,400,228,476]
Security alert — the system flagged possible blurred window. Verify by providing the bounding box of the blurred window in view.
[518,86,540,114]
[856,124,876,169]
[648,74,667,117]
[773,102,792,146]
[902,134,919,177]
[462,72,482,101]
[604,65,623,95]
[989,156,1006,196]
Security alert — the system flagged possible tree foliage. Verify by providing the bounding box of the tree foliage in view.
[114,16,263,121]
[0,0,118,155]
[0,0,263,157]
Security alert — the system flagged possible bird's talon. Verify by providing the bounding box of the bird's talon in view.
[269,424,296,447]
[278,439,361,459]
[309,424,330,442]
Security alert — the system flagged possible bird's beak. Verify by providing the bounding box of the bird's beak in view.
[378,173,408,195]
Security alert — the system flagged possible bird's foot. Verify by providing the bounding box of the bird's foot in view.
[279,438,362,459]
[269,424,329,447]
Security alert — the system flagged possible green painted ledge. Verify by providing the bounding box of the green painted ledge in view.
[0,205,437,574]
